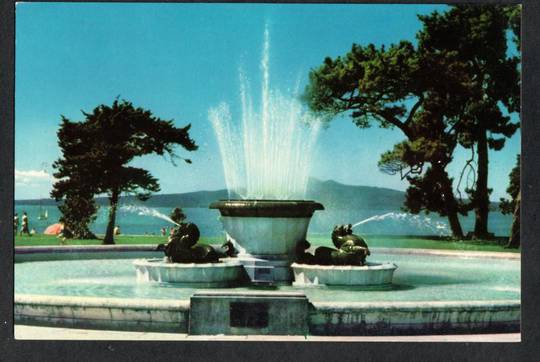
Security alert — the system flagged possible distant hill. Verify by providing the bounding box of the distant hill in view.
[305,179,405,210]
[15,189,230,208]
[17,178,500,211]
[15,178,406,210]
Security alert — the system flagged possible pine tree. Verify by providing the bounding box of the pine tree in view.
[52,99,197,244]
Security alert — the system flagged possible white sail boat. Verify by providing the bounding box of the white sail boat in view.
[38,208,48,220]
[37,195,48,220]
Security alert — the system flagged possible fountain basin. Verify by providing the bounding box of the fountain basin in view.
[209,200,324,259]
[291,262,398,286]
[133,258,244,287]
[14,246,520,336]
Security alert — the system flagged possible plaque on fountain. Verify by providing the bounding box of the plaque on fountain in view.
[189,291,309,335]
[229,302,269,328]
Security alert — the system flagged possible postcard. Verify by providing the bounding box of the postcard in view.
[13,2,521,342]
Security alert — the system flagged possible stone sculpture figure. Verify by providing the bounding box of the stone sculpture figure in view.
[296,224,370,266]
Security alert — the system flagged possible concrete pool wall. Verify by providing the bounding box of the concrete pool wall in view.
[15,294,190,333]
[15,294,520,336]
[14,245,520,336]
[309,300,519,335]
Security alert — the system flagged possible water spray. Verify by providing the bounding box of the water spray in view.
[351,212,450,236]
[120,205,180,226]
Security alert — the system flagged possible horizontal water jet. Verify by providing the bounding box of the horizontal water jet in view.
[121,205,180,226]
[351,212,450,236]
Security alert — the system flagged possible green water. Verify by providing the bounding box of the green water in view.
[15,252,520,303]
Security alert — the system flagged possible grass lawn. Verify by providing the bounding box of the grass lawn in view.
[14,234,168,246]
[13,233,519,253]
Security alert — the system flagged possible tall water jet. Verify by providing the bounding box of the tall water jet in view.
[209,27,324,282]
[210,27,321,200]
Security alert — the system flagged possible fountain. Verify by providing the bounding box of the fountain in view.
[209,27,325,283]
[208,28,400,286]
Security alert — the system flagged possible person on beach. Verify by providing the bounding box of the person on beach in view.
[14,213,19,235]
[20,212,31,236]
[113,225,121,236]
[160,227,166,236]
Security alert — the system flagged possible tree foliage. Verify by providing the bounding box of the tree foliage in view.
[417,5,520,238]
[501,154,520,248]
[504,5,521,50]
[53,189,98,239]
[51,117,100,239]
[303,20,472,237]
[418,6,521,149]
[500,154,520,215]
[303,4,520,239]
[303,41,423,137]
[52,99,198,244]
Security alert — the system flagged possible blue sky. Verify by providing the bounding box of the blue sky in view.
[15,3,520,200]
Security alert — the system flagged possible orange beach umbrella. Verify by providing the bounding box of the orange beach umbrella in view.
[44,223,63,235]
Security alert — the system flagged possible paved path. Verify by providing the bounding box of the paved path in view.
[14,325,520,342]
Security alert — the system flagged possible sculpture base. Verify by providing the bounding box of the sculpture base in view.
[233,256,292,284]
[133,258,244,287]
[291,262,398,286]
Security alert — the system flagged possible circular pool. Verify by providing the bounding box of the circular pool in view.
[14,247,520,335]
[15,251,519,302]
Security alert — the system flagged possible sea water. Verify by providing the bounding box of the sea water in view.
[14,204,512,237]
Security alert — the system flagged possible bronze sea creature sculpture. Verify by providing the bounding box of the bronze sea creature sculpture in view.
[296,224,370,266]
[157,222,220,263]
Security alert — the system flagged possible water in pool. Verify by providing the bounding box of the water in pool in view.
[15,252,520,303]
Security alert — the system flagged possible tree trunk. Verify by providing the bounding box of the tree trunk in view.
[474,129,490,239]
[506,190,520,248]
[103,189,119,245]
[440,169,464,239]
[447,208,464,239]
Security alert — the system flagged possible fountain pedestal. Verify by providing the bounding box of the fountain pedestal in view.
[210,200,324,283]
[234,257,292,283]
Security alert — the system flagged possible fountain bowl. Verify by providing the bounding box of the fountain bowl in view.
[133,258,244,287]
[209,200,324,260]
[291,262,398,287]
[210,199,324,282]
